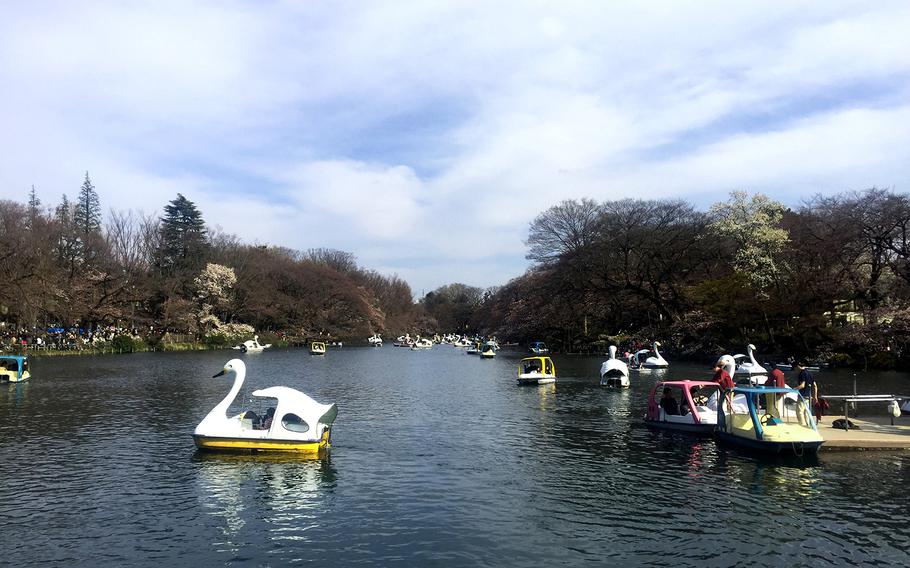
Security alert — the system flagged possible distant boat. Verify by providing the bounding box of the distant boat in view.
[480,342,496,358]
[310,341,326,355]
[367,334,383,347]
[528,341,549,355]
[233,335,271,353]
[630,342,668,369]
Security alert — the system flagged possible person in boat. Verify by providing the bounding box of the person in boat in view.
[795,361,817,403]
[261,407,276,429]
[660,387,679,416]
[769,366,786,388]
[713,360,734,391]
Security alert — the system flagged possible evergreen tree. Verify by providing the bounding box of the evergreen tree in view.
[26,185,41,229]
[158,193,208,272]
[74,171,102,236]
[55,194,72,224]
[55,194,79,267]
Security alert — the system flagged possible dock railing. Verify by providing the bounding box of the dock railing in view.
[823,394,907,428]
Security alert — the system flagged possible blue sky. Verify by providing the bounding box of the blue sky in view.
[2,1,909,295]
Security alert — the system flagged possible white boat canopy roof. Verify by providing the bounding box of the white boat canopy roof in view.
[252,386,338,426]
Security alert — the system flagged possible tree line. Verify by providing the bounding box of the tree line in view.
[420,189,910,368]
[4,175,910,366]
[0,174,423,347]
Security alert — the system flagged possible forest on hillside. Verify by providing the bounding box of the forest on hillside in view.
[3,174,910,367]
[0,174,426,348]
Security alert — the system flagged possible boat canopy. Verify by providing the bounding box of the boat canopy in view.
[253,386,338,439]
[0,355,27,370]
[520,356,554,374]
[0,355,28,379]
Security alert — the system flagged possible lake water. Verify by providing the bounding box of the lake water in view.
[2,347,909,566]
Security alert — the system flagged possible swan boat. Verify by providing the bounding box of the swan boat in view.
[528,341,549,355]
[600,345,630,387]
[310,341,326,355]
[733,344,767,377]
[411,337,433,350]
[480,342,496,358]
[644,380,721,434]
[394,334,413,347]
[630,342,669,370]
[233,335,272,353]
[0,355,30,383]
[193,359,337,454]
[716,385,823,454]
[642,341,668,368]
[518,356,556,385]
[367,333,383,347]
[466,341,481,355]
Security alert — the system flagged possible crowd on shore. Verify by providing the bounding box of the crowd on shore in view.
[0,324,148,351]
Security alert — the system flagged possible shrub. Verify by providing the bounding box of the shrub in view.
[111,335,147,353]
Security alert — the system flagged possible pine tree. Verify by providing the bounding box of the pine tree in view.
[158,193,208,272]
[73,171,102,236]
[26,185,41,229]
[55,194,78,266]
[55,194,72,224]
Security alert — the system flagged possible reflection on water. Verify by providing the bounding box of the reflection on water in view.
[195,452,337,552]
[0,349,908,566]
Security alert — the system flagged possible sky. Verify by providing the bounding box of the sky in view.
[2,1,909,296]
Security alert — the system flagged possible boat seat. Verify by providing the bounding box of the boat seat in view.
[241,410,261,429]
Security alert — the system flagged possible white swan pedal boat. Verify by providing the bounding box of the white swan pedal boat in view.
[629,341,668,370]
[600,345,629,387]
[194,359,337,454]
[733,343,767,377]
[233,335,272,353]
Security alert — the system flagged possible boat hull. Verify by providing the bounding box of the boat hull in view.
[1,371,30,383]
[193,431,330,455]
[517,377,555,385]
[716,431,823,455]
[643,419,715,435]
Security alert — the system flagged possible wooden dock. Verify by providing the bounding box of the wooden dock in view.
[819,415,910,451]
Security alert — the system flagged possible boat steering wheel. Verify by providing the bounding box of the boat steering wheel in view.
[760,414,775,425]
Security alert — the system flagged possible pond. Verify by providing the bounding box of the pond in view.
[1,347,909,566]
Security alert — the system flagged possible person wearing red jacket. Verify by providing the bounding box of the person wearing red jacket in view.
[713,360,734,390]
[769,367,786,388]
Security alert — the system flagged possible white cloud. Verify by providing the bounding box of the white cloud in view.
[1,0,909,293]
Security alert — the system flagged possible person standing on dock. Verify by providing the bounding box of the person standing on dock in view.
[795,362,817,403]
